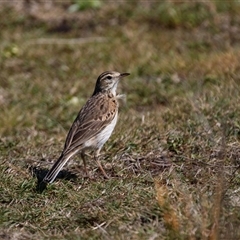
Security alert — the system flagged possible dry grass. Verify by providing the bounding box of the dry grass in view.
[1,1,240,239]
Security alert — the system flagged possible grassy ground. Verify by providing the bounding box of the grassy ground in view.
[1,1,240,239]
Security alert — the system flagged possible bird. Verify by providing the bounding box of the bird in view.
[43,71,130,184]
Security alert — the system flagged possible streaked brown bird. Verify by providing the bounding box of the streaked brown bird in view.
[43,71,130,183]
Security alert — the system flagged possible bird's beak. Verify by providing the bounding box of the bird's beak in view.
[120,73,130,78]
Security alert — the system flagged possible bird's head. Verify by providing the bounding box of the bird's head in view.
[93,71,130,96]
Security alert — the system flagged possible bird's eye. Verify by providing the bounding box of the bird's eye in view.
[106,76,112,80]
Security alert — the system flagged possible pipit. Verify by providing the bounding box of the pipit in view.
[43,71,130,183]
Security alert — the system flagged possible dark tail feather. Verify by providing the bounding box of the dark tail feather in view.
[43,153,72,184]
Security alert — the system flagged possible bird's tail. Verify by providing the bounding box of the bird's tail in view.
[43,151,77,184]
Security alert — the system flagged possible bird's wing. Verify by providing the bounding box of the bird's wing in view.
[62,94,117,155]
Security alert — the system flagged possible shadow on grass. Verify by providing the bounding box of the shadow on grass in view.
[30,166,77,193]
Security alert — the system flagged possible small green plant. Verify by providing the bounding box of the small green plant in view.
[68,0,102,12]
[2,44,19,58]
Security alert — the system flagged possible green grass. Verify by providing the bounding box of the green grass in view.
[1,1,240,239]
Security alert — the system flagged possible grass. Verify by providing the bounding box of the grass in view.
[1,1,240,239]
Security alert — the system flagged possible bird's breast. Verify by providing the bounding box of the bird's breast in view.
[95,111,118,149]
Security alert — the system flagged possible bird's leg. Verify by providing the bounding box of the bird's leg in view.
[94,149,109,179]
[81,151,90,178]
